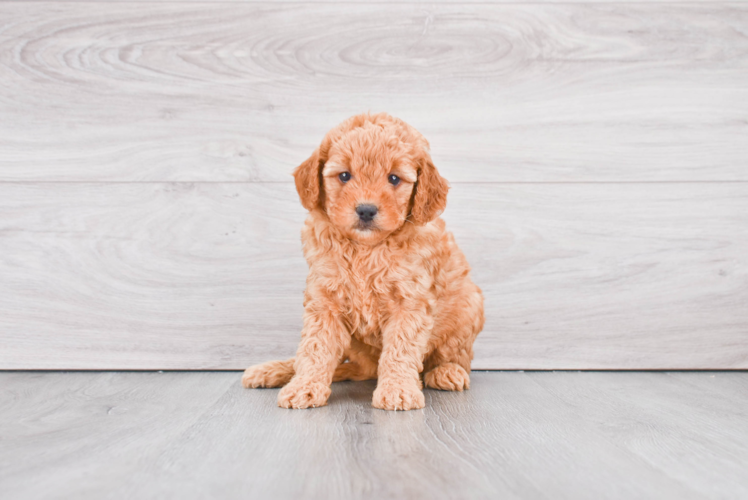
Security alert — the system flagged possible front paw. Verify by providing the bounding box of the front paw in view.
[277,379,331,409]
[372,381,425,411]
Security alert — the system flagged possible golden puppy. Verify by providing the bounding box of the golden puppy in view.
[242,112,484,411]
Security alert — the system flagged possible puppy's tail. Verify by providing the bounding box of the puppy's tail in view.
[242,358,295,388]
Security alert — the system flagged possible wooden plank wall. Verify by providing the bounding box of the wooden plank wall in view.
[0,1,746,369]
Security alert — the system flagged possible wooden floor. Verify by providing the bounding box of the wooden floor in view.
[2,371,747,499]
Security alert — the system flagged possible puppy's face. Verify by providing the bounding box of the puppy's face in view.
[293,113,449,245]
[322,128,417,245]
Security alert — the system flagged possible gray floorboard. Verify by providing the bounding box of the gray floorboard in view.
[1,372,747,499]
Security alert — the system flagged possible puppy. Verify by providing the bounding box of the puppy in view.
[242,113,484,411]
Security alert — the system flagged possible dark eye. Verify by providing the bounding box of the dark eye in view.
[338,172,351,183]
[388,174,400,186]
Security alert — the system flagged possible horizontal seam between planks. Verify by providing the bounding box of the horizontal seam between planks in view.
[1,1,747,4]
[0,180,747,185]
[2,369,746,372]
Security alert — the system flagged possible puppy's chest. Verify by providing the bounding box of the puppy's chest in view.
[339,256,396,345]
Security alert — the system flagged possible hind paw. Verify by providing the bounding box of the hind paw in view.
[424,363,470,391]
[242,360,294,388]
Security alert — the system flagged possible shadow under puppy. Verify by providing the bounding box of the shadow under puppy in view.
[243,113,484,411]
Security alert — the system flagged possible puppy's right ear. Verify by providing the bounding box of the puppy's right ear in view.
[293,149,323,211]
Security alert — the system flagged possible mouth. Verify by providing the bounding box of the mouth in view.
[354,220,378,232]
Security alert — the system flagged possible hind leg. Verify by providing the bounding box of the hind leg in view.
[242,338,379,388]
[242,358,295,388]
[424,286,484,392]
[333,337,380,382]
[423,341,473,391]
[424,362,471,391]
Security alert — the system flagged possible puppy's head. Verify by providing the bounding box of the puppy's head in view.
[293,113,449,245]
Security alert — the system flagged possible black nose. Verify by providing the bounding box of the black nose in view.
[356,204,378,223]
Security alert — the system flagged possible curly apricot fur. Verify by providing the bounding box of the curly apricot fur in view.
[244,113,484,411]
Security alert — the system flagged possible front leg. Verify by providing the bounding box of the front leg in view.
[277,299,350,409]
[372,309,432,411]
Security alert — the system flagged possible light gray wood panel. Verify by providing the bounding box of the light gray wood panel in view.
[0,182,745,369]
[528,371,748,499]
[465,183,748,369]
[2,371,747,499]
[0,183,308,369]
[1,3,747,182]
[0,372,238,500]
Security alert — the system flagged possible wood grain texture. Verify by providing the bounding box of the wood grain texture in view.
[7,0,747,3]
[0,3,747,182]
[529,371,748,499]
[1,371,747,499]
[1,182,746,370]
[1,1,746,370]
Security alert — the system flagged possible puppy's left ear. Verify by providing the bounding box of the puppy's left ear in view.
[410,155,449,225]
[293,149,324,211]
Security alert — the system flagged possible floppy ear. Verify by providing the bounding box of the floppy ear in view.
[410,156,449,225]
[293,149,324,211]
